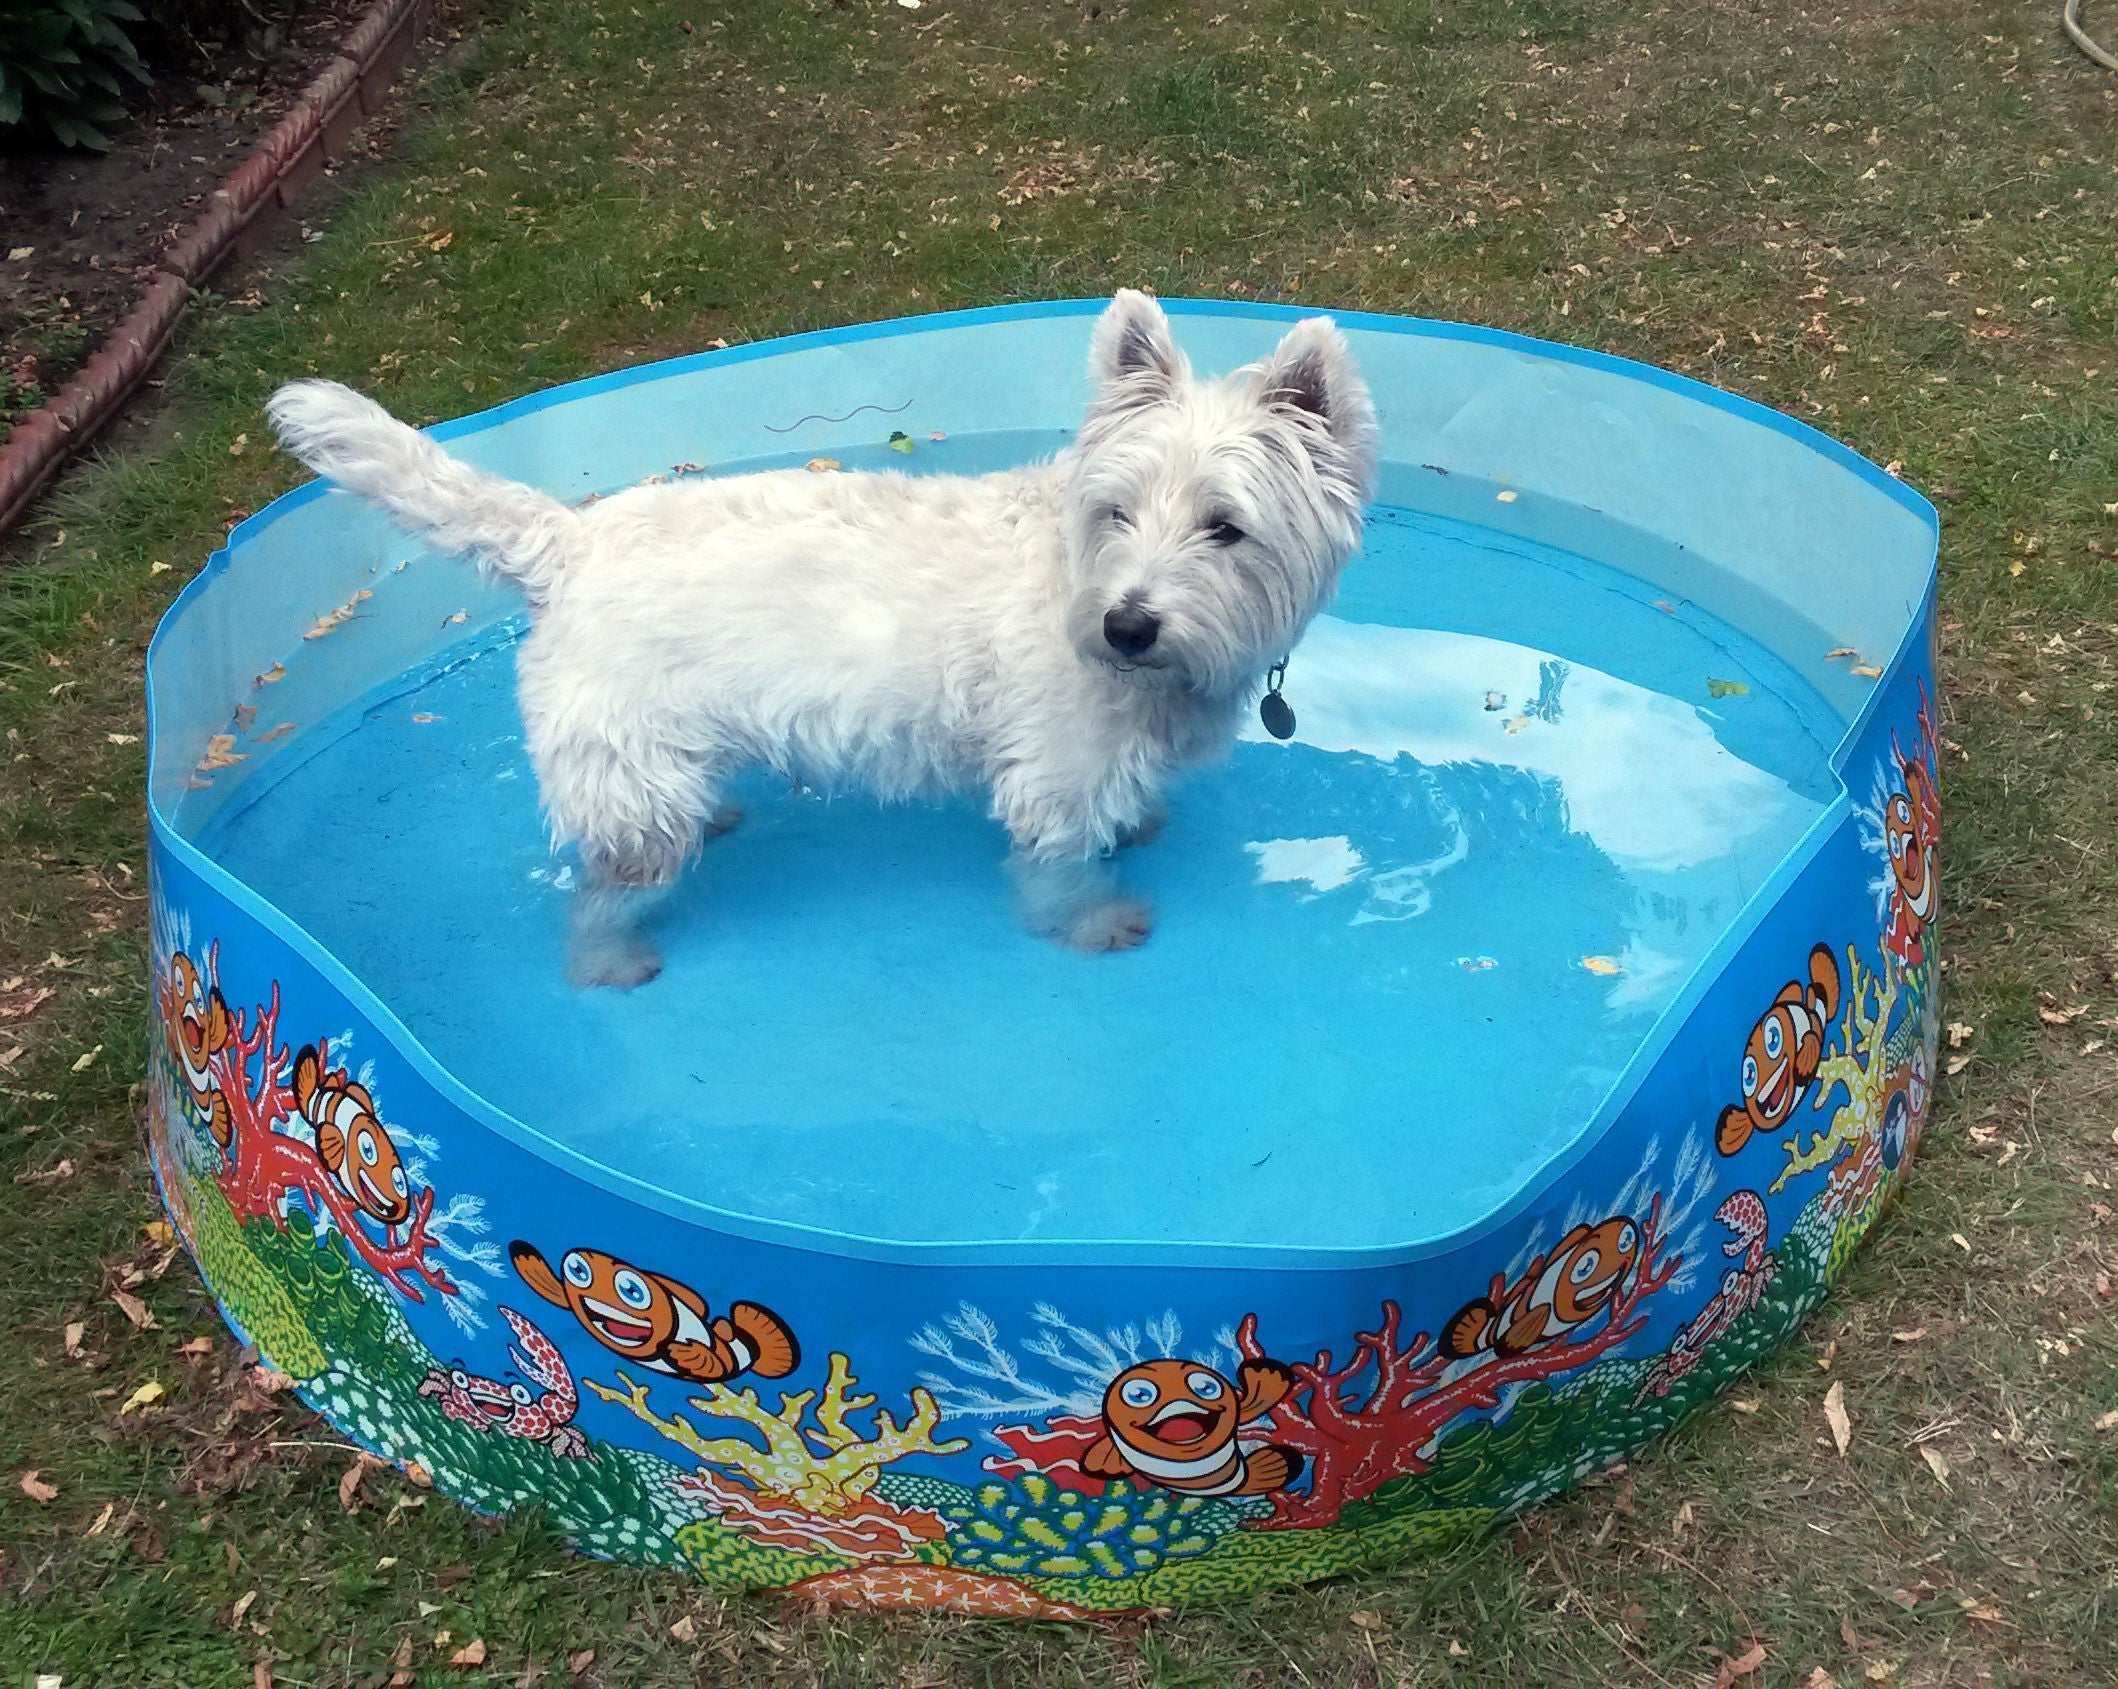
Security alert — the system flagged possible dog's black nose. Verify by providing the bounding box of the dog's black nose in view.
[1103,604,1160,657]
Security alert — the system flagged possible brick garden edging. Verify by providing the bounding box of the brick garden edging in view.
[0,0,430,540]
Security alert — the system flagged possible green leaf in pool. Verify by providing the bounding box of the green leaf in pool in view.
[888,431,916,454]
[1706,677,1750,699]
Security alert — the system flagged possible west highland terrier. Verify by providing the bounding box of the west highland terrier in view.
[266,291,1377,987]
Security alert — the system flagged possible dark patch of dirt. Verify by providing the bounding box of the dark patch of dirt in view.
[0,0,373,430]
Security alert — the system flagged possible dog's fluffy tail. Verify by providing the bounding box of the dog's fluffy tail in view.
[266,379,579,602]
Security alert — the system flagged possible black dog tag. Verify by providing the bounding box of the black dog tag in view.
[1260,661,1296,741]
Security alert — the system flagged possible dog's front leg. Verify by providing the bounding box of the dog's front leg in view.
[567,854,677,990]
[1008,846,1153,952]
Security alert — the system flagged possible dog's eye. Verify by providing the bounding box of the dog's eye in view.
[1101,505,1133,529]
[1206,520,1246,547]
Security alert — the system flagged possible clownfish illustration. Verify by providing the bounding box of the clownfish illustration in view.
[509,1241,799,1384]
[1883,756,1939,956]
[292,1045,412,1225]
[1715,943,1843,1157]
[1081,1358,1304,1498]
[1440,1214,1641,1361]
[166,952,233,1146]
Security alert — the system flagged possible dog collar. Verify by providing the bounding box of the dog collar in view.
[1260,659,1296,740]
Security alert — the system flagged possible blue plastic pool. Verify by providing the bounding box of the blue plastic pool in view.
[147,301,1939,1612]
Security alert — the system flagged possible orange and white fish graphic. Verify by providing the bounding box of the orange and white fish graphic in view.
[1882,755,1939,962]
[1441,1214,1641,1361]
[166,951,233,1146]
[509,1242,799,1385]
[292,1045,412,1225]
[1715,943,1842,1156]
[1081,1358,1303,1498]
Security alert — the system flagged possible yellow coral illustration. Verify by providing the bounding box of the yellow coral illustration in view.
[588,1351,967,1517]
[1770,945,1899,1195]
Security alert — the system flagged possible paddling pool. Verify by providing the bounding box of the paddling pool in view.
[146,300,1940,1612]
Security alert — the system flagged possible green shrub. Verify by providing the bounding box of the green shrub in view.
[0,0,148,151]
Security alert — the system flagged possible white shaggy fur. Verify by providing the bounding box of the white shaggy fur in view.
[267,292,1377,987]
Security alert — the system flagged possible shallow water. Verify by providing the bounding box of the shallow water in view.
[204,492,1840,1255]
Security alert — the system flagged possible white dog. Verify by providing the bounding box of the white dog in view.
[267,292,1376,987]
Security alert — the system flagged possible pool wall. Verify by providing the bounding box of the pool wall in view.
[146,303,1939,1612]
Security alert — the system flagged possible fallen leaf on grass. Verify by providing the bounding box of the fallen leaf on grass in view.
[253,1655,272,1689]
[1956,1597,2008,1624]
[20,1470,58,1503]
[1950,1232,1971,1254]
[110,1290,155,1329]
[1919,1445,1950,1484]
[569,1649,596,1675]
[119,1379,165,1415]
[1808,1672,1839,1689]
[2039,1003,2089,1026]
[64,1322,84,1355]
[1824,1381,1851,1455]
[1349,1610,1385,1633]
[339,1452,385,1511]
[106,732,138,745]
[1890,1327,1927,1343]
[449,1640,487,1668]
[71,1045,101,1072]
[1947,1021,1975,1047]
[389,1635,414,1688]
[2093,1408,2118,1432]
[15,1159,77,1185]
[231,1589,258,1627]
[1715,1642,1767,1687]
[181,1335,214,1357]
[669,1615,697,1643]
[85,1501,115,1535]
[1866,1662,1898,1681]
[1946,1054,1971,1075]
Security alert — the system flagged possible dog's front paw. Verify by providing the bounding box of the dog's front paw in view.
[1060,898,1154,952]
[568,936,664,990]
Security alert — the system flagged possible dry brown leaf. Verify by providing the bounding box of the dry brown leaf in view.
[450,1640,487,1668]
[1946,1054,1971,1075]
[339,1452,385,1512]
[569,1649,596,1675]
[1580,955,1624,976]
[1850,663,1883,678]
[19,1469,58,1503]
[256,662,286,686]
[805,458,841,473]
[1824,1380,1851,1455]
[111,1290,155,1329]
[1919,1445,1950,1484]
[1349,1610,1384,1632]
[197,733,248,772]
[1825,646,1860,660]
[668,1615,698,1643]
[253,1655,273,1689]
[232,1589,259,1627]
[2093,1408,2118,1432]
[85,1500,115,1536]
[411,713,442,725]
[63,1321,85,1355]
[1715,1642,1768,1688]
[255,721,297,742]
[1808,1671,1841,1689]
[12,1157,73,1186]
[233,703,257,732]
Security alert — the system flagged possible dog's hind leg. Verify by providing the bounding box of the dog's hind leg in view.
[1113,800,1168,850]
[568,861,675,990]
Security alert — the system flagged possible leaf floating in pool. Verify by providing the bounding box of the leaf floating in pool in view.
[929,430,947,442]
[1483,690,1506,711]
[196,734,247,772]
[1457,955,1497,972]
[1850,664,1883,679]
[1580,955,1625,977]
[1825,646,1860,660]
[1503,714,1531,735]
[255,721,297,742]
[889,431,916,454]
[1705,677,1749,699]
[807,457,841,473]
[446,609,469,626]
[304,588,372,641]
[233,703,257,732]
[1495,489,1518,503]
[411,713,443,725]
[255,662,285,686]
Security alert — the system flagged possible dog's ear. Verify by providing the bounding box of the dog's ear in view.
[1257,317,1374,440]
[1088,289,1185,404]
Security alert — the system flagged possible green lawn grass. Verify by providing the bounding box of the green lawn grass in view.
[4,0,2117,1683]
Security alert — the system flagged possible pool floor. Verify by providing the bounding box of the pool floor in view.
[202,502,1840,1255]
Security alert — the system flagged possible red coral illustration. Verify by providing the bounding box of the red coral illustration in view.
[983,1413,1109,1494]
[164,946,457,1303]
[1236,1195,1678,1529]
